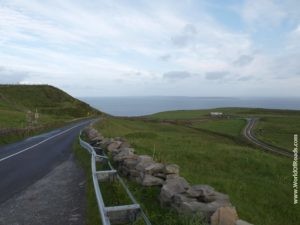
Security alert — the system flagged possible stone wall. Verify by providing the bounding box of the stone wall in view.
[83,127,253,225]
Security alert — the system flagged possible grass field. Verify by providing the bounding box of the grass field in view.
[0,85,100,145]
[150,108,300,151]
[73,138,207,225]
[83,114,300,225]
[191,118,246,137]
[254,116,300,151]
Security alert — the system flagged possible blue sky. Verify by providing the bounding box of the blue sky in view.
[0,0,299,97]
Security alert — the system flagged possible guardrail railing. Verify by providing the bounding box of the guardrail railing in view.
[79,132,152,225]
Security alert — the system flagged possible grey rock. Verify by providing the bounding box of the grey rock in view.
[141,174,164,186]
[166,174,179,180]
[200,191,230,204]
[113,148,135,162]
[211,206,238,225]
[144,163,165,175]
[123,157,139,169]
[99,138,112,149]
[178,201,219,219]
[135,156,155,172]
[128,169,140,178]
[235,220,253,225]
[160,176,190,205]
[107,141,122,152]
[119,141,130,149]
[164,164,179,175]
[172,193,197,206]
[153,172,166,179]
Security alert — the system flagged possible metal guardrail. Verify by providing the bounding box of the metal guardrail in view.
[79,132,152,225]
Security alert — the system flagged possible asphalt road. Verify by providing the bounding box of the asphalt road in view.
[0,119,93,204]
[243,118,293,158]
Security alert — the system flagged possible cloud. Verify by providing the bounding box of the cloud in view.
[0,67,29,84]
[163,71,192,79]
[171,24,197,47]
[0,0,299,97]
[233,55,254,66]
[159,54,172,61]
[237,76,253,81]
[239,0,287,27]
[205,71,229,80]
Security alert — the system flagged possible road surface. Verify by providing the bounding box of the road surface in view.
[0,119,93,204]
[243,118,293,158]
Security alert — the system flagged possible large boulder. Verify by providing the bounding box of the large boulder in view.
[188,185,230,204]
[84,127,103,141]
[122,155,139,169]
[211,207,238,225]
[191,185,215,198]
[107,141,122,152]
[144,163,165,175]
[135,155,155,172]
[235,220,253,225]
[177,200,230,220]
[113,148,135,162]
[160,176,190,206]
[141,174,164,186]
[99,138,113,149]
[119,141,131,149]
[164,164,179,175]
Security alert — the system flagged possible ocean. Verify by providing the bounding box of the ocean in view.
[80,96,300,116]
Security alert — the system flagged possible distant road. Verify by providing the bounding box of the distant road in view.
[0,119,93,203]
[243,118,293,158]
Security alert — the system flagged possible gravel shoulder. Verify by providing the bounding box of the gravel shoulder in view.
[0,154,86,225]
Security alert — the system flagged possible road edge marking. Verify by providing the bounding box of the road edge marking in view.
[0,122,89,163]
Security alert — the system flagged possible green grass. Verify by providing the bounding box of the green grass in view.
[73,140,101,225]
[149,107,300,120]
[150,107,300,151]
[92,116,299,225]
[254,116,300,151]
[0,109,26,128]
[0,84,101,145]
[74,136,207,225]
[191,118,246,137]
[0,84,99,118]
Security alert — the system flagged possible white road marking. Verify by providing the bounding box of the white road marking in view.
[0,122,88,163]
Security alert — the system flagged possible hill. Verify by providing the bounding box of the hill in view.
[0,84,100,144]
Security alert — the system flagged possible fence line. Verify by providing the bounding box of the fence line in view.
[79,132,152,225]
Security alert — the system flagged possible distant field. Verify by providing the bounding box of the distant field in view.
[191,118,246,137]
[150,107,300,151]
[254,116,300,151]
[92,114,299,225]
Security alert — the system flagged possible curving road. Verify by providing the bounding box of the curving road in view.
[243,118,293,158]
[0,119,93,204]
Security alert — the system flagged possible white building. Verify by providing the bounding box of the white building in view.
[210,112,223,117]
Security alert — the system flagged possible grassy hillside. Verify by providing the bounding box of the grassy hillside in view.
[149,107,300,151]
[254,116,300,151]
[0,84,100,144]
[82,109,300,225]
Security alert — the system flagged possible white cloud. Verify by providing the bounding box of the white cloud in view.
[239,0,286,27]
[0,0,299,96]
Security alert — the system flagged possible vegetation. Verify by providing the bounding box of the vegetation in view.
[73,137,207,225]
[191,118,246,137]
[254,116,300,151]
[85,112,300,225]
[0,84,100,145]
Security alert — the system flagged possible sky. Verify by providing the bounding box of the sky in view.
[0,0,300,97]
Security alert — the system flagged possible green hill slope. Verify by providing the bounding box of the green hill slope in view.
[0,84,100,144]
[0,84,98,118]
